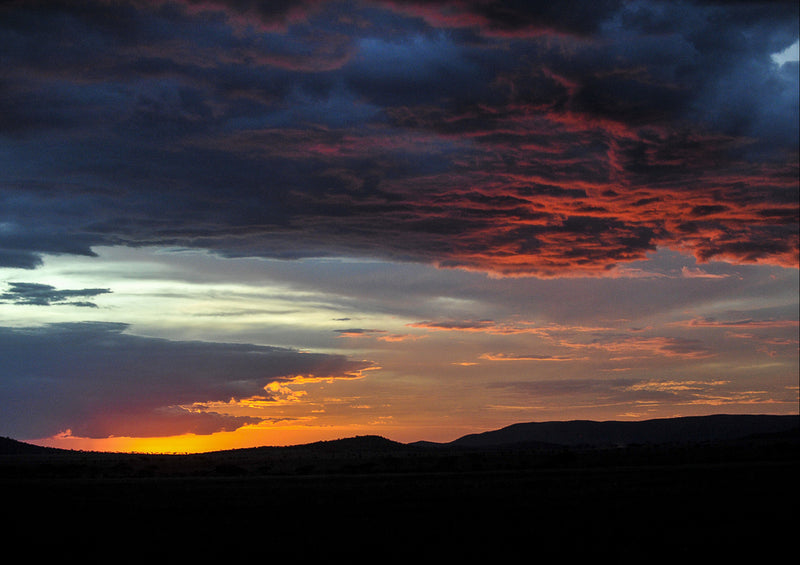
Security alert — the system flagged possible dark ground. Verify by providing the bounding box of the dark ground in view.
[2,431,797,562]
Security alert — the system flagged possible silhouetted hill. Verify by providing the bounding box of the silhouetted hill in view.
[446,414,799,448]
[2,416,796,563]
[0,436,64,455]
[242,434,409,455]
[1,414,798,481]
[2,415,797,459]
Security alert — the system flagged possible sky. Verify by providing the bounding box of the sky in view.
[1,0,798,453]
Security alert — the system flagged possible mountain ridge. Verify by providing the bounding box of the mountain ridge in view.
[0,436,66,455]
[3,414,797,456]
[442,413,800,449]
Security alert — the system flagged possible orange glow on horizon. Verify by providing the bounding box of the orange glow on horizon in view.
[27,418,506,454]
[29,422,438,454]
[30,425,380,454]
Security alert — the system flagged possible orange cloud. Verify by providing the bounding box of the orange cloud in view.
[479,352,587,362]
[676,317,800,329]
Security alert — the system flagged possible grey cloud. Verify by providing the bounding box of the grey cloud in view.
[0,249,43,269]
[0,322,372,439]
[76,406,264,440]
[489,378,639,396]
[345,33,492,107]
[1,282,111,307]
[333,328,387,335]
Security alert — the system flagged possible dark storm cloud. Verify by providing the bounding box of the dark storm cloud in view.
[381,0,624,37]
[0,0,797,275]
[0,322,372,438]
[334,328,387,336]
[0,282,111,307]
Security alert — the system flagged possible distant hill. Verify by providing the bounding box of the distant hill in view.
[219,434,409,455]
[288,434,409,452]
[2,415,797,458]
[0,436,64,455]
[445,414,799,449]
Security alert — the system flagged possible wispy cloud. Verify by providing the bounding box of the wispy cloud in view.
[0,282,111,307]
[680,267,732,279]
[677,317,800,329]
[334,328,387,338]
[489,377,794,410]
[480,352,587,362]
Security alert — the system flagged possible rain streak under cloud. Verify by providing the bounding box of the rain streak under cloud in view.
[0,0,797,452]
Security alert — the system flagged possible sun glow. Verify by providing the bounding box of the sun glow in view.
[32,424,383,454]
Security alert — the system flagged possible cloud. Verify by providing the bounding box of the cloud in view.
[69,406,264,440]
[177,0,326,32]
[489,377,639,397]
[0,282,112,307]
[408,319,613,336]
[334,327,387,337]
[0,322,373,439]
[564,335,716,359]
[408,319,578,334]
[0,0,797,277]
[380,0,623,38]
[480,352,585,362]
[489,376,790,409]
[678,317,800,329]
[680,266,730,279]
[409,319,502,332]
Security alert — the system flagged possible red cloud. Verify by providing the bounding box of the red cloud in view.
[378,0,617,38]
[378,101,800,277]
[677,318,800,329]
[4,1,795,279]
[173,0,325,32]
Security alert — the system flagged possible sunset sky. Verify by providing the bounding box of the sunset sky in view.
[1,0,798,453]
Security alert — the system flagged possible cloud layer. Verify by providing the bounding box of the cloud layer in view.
[0,282,111,307]
[0,322,371,438]
[0,1,797,447]
[1,0,797,277]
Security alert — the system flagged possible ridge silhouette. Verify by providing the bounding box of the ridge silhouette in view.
[2,414,797,456]
[2,414,797,562]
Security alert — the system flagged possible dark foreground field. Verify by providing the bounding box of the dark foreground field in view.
[4,461,798,562]
[2,427,797,563]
